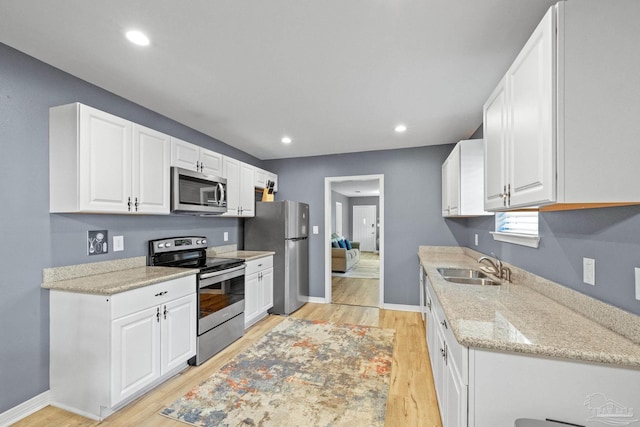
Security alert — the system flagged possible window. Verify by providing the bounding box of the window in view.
[490,211,540,248]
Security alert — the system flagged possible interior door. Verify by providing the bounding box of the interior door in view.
[352,205,376,252]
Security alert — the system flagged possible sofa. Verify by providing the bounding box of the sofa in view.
[331,233,360,273]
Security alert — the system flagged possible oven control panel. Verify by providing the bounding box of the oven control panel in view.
[149,236,208,254]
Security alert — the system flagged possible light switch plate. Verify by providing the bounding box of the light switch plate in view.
[223,232,229,242]
[313,226,319,234]
[635,268,640,300]
[113,235,124,252]
[583,258,595,286]
[475,234,479,246]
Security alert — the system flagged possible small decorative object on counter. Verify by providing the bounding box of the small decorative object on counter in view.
[262,180,275,202]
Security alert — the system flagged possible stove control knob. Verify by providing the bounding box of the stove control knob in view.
[201,239,207,245]
[195,240,201,244]
[158,243,165,248]
[165,242,172,247]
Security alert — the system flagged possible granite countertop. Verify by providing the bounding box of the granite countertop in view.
[213,250,275,261]
[418,246,640,369]
[42,266,198,296]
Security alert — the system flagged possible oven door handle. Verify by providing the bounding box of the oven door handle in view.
[199,264,246,280]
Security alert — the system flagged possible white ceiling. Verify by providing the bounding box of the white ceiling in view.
[0,0,557,160]
[332,179,380,198]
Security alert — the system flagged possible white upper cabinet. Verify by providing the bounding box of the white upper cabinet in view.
[223,157,255,217]
[50,103,170,214]
[254,167,278,192]
[443,140,492,217]
[132,124,171,214]
[170,137,223,176]
[483,0,640,210]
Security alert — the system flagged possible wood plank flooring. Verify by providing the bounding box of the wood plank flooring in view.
[332,251,380,307]
[14,303,442,427]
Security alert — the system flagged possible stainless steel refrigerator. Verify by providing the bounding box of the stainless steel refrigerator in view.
[244,201,309,315]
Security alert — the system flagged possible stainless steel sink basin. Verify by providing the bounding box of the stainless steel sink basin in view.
[436,267,500,286]
[442,277,499,286]
[437,268,488,279]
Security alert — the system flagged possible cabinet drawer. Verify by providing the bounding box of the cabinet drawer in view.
[245,256,273,276]
[111,275,196,319]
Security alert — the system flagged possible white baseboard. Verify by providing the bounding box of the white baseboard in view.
[306,296,328,304]
[383,303,421,312]
[0,390,50,427]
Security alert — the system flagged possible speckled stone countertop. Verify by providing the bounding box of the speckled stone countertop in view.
[211,250,275,261]
[418,246,640,369]
[42,257,197,296]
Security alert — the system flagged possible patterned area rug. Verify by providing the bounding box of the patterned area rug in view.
[161,318,395,427]
[332,258,380,279]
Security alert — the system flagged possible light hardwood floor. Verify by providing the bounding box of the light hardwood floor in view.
[14,303,442,427]
[332,252,380,307]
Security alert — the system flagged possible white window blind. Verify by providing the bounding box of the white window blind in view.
[491,211,540,248]
[495,212,539,235]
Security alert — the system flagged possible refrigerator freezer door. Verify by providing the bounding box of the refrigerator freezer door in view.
[285,201,309,239]
[284,237,309,314]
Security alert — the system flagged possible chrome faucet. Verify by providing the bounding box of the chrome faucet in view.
[478,253,512,282]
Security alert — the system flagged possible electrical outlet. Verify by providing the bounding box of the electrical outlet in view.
[635,268,640,301]
[113,235,124,252]
[223,232,229,242]
[313,226,319,234]
[583,258,595,286]
[475,234,479,246]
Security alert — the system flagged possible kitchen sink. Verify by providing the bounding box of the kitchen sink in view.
[436,267,500,286]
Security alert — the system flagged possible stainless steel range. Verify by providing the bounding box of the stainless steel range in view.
[148,236,245,366]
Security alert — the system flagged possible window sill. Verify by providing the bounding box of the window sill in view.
[490,231,540,248]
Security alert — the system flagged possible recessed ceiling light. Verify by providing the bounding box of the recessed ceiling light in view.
[395,124,407,133]
[281,136,292,144]
[125,30,150,46]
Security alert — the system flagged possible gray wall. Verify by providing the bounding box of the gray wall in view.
[265,144,463,304]
[0,43,265,413]
[330,191,350,238]
[464,206,640,316]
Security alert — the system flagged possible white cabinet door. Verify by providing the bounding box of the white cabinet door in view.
[442,145,460,216]
[170,137,199,172]
[223,158,255,217]
[239,162,256,217]
[132,124,170,214]
[484,78,508,211]
[259,268,274,314]
[433,321,446,416]
[444,350,467,427]
[507,7,556,208]
[78,105,133,213]
[111,306,161,406]
[161,294,197,374]
[244,272,260,328]
[200,148,223,176]
[223,157,241,216]
[255,168,268,188]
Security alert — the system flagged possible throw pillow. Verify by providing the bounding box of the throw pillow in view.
[331,240,339,248]
[338,239,347,249]
[345,239,353,250]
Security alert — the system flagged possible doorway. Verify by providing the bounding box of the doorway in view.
[324,175,384,308]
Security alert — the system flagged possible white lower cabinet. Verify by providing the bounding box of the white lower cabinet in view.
[49,275,196,420]
[244,256,274,328]
[423,271,640,427]
[425,278,467,427]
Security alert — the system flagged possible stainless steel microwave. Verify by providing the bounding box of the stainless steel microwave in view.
[171,167,227,215]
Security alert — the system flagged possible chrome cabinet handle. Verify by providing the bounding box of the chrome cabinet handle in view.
[154,291,168,297]
[441,319,448,329]
[134,197,139,211]
[127,196,132,211]
[164,305,168,320]
[156,307,160,323]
